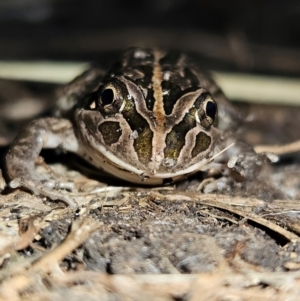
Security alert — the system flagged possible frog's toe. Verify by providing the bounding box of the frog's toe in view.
[42,179,76,192]
[9,177,78,208]
[202,177,232,193]
[227,152,265,180]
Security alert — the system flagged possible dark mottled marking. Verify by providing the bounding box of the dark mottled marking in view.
[144,88,155,111]
[184,67,200,88]
[191,132,211,158]
[98,121,122,146]
[134,65,155,111]
[121,98,153,164]
[126,48,154,67]
[133,127,153,165]
[164,112,196,160]
[194,91,210,107]
[106,48,154,76]
[162,80,201,116]
[105,48,156,111]
[161,80,183,115]
[159,51,182,66]
[105,61,123,77]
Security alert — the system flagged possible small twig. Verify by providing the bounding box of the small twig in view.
[160,192,300,243]
[0,216,102,299]
[198,210,239,224]
[0,217,39,257]
[31,217,102,273]
[254,140,300,155]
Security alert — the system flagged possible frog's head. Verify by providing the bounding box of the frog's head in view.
[76,48,219,184]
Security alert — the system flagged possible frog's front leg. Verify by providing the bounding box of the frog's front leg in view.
[204,135,278,193]
[219,138,263,180]
[220,136,278,181]
[6,117,79,208]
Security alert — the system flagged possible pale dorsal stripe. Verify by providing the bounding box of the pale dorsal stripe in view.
[152,51,165,130]
[149,51,167,172]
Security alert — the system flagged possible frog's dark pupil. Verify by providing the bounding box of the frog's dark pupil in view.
[101,89,114,105]
[206,101,216,119]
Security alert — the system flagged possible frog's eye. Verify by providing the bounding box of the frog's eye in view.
[98,80,126,114]
[101,88,115,106]
[205,100,217,120]
[195,97,217,129]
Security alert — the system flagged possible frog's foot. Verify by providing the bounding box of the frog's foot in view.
[202,177,232,193]
[227,152,278,181]
[9,177,78,208]
[201,152,278,193]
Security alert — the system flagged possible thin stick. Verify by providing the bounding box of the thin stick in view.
[254,140,300,155]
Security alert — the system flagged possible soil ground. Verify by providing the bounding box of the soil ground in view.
[0,102,299,300]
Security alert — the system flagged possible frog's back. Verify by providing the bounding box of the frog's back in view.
[56,47,240,131]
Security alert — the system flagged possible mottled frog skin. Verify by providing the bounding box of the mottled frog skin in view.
[6,48,264,207]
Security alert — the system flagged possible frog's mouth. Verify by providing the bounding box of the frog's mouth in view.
[82,148,215,186]
[78,128,216,185]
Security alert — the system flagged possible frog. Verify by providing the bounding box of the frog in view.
[5,47,274,208]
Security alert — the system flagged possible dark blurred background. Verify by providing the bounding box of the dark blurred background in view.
[1,0,300,75]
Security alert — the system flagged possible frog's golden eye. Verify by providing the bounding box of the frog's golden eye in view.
[195,97,217,129]
[98,80,125,114]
